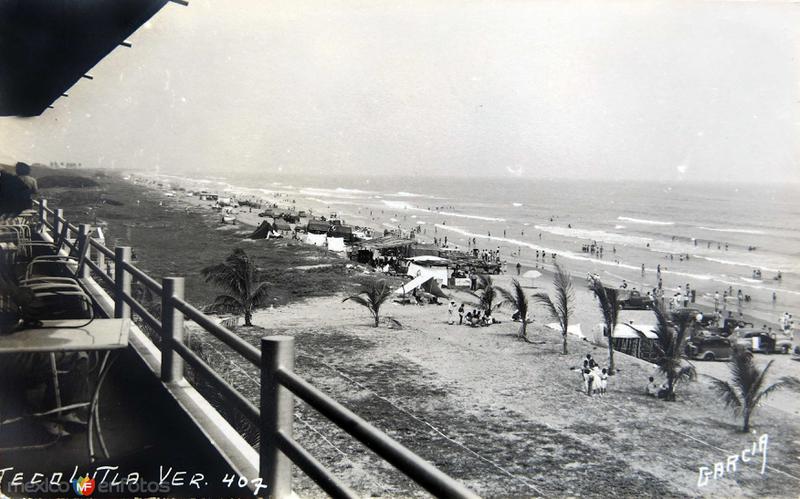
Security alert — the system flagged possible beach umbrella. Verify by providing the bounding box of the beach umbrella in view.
[522,269,542,288]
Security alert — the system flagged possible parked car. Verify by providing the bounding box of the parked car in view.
[687,335,733,361]
[735,329,794,354]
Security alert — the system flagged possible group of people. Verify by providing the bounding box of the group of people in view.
[579,354,608,397]
[580,241,604,258]
[645,376,671,399]
[448,301,498,327]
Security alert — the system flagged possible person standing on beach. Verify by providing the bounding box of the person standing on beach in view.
[516,262,521,275]
[458,303,465,325]
[448,301,455,325]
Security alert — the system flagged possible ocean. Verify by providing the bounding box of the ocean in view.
[148,170,800,327]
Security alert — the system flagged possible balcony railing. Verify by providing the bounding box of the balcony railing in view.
[34,199,477,498]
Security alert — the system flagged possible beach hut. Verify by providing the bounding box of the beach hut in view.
[329,224,354,242]
[272,220,292,237]
[592,309,660,361]
[306,220,330,235]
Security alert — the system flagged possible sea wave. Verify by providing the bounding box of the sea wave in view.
[304,197,359,206]
[512,203,523,207]
[692,255,793,274]
[299,188,366,200]
[439,211,506,222]
[534,225,651,247]
[381,200,428,212]
[697,226,765,235]
[617,216,674,226]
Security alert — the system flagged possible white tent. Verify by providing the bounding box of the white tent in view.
[406,262,447,283]
[306,233,327,247]
[394,274,434,295]
[327,237,346,252]
[546,323,584,339]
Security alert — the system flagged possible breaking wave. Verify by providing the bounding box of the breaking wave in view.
[617,216,674,226]
[697,226,765,235]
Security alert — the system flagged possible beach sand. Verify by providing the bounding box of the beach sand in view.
[35,167,800,497]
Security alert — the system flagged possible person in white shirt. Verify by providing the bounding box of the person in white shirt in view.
[599,368,609,396]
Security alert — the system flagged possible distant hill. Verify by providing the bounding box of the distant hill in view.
[38,175,99,189]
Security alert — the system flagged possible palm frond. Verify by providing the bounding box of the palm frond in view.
[709,377,743,415]
[752,376,800,408]
[343,295,370,308]
[533,292,559,326]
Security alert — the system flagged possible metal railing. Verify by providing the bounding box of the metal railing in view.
[33,199,477,499]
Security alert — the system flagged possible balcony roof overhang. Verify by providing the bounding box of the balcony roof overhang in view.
[0,0,179,117]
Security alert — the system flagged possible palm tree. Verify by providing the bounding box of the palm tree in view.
[474,275,501,314]
[498,278,532,342]
[343,279,393,327]
[201,248,269,327]
[532,262,574,354]
[709,348,799,432]
[651,304,696,401]
[589,276,619,375]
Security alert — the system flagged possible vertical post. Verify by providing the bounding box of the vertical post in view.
[54,208,64,241]
[78,224,91,278]
[260,336,295,498]
[96,248,105,276]
[161,277,185,383]
[38,199,47,232]
[114,247,131,319]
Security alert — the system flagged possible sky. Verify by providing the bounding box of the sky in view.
[1,0,799,184]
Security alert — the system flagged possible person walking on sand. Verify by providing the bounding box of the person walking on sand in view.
[448,301,455,325]
[458,303,465,325]
[516,262,521,276]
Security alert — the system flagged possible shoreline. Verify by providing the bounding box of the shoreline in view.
[129,171,794,333]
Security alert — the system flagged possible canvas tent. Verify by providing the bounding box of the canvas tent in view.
[406,263,448,283]
[546,323,584,339]
[249,221,274,239]
[306,233,327,247]
[394,274,448,299]
[327,237,346,252]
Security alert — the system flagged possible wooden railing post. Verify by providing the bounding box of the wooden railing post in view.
[96,246,105,275]
[54,208,64,241]
[114,247,131,319]
[77,224,91,278]
[260,336,295,498]
[37,199,47,231]
[161,277,185,383]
